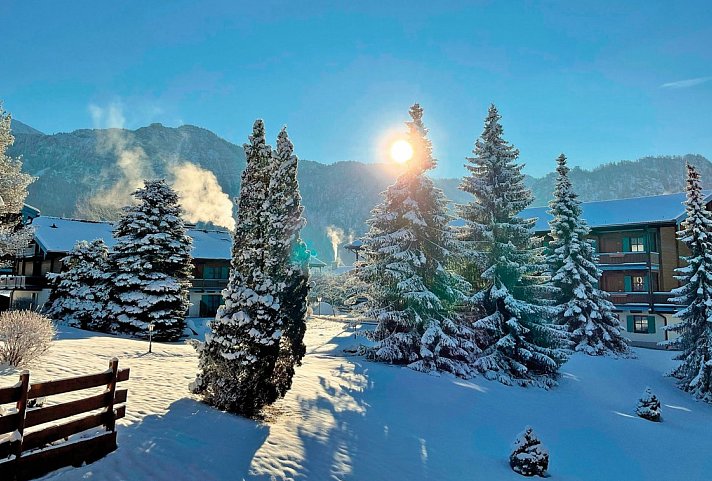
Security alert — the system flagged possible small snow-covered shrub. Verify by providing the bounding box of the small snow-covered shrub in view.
[510,426,549,477]
[0,310,55,367]
[636,387,662,422]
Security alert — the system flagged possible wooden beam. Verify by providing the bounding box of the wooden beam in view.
[23,406,125,452]
[25,389,127,429]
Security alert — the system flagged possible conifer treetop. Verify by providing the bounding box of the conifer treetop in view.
[406,103,436,173]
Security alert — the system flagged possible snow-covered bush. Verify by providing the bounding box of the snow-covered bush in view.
[509,426,549,477]
[636,387,662,422]
[0,310,56,367]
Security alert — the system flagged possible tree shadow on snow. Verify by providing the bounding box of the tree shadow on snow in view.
[59,398,270,481]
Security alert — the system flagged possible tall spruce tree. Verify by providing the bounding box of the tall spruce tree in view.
[46,239,110,331]
[0,104,35,265]
[106,180,193,341]
[458,104,566,387]
[547,154,629,356]
[193,120,283,417]
[268,127,310,398]
[361,104,477,378]
[663,164,712,402]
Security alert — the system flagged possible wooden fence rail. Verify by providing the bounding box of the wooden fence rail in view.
[0,358,130,480]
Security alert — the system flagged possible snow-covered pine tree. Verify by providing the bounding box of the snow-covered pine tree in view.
[547,154,629,356]
[0,104,35,265]
[105,180,193,341]
[509,426,549,477]
[636,387,662,422]
[458,104,566,388]
[361,103,477,378]
[662,163,712,402]
[193,120,283,417]
[46,239,110,331]
[268,127,310,398]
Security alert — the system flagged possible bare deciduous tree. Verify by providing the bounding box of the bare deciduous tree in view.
[0,310,55,367]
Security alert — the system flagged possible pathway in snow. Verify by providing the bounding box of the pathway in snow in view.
[1,319,712,480]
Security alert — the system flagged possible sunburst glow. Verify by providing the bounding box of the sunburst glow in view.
[390,139,413,164]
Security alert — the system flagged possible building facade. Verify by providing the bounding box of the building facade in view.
[522,192,710,348]
[0,214,331,318]
[0,216,233,318]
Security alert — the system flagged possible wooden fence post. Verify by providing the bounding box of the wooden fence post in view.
[14,370,30,468]
[105,358,119,433]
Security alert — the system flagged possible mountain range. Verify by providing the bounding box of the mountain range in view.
[7,119,710,264]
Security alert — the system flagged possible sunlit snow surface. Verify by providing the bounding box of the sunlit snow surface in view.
[2,318,712,480]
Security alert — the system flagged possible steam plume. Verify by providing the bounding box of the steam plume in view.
[170,163,235,230]
[326,225,344,265]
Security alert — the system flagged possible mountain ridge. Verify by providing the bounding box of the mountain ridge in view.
[7,121,710,263]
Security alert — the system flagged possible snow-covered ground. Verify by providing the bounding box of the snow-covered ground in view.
[2,317,712,481]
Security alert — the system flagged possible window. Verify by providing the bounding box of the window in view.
[203,265,229,279]
[632,276,646,291]
[633,315,650,334]
[200,295,223,317]
[630,237,645,252]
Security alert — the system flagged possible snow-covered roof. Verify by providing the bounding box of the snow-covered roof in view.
[30,216,233,260]
[309,255,328,268]
[344,239,363,250]
[521,192,712,232]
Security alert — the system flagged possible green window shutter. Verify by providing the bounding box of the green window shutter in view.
[643,275,649,291]
[622,237,631,252]
[647,315,656,334]
[624,276,632,291]
[641,236,647,251]
[627,315,635,332]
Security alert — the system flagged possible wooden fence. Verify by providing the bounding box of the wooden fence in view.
[0,358,130,480]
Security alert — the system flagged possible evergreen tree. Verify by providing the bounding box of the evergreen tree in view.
[509,426,549,477]
[268,127,310,398]
[46,239,110,331]
[636,387,662,422]
[361,104,477,378]
[193,120,283,417]
[663,163,712,402]
[0,104,35,265]
[547,154,629,356]
[458,104,566,388]
[106,180,193,341]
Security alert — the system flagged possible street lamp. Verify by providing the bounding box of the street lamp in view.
[148,323,155,353]
[316,296,322,316]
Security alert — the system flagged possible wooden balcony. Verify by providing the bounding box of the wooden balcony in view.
[597,251,659,266]
[191,278,228,290]
[608,291,676,306]
[0,275,48,289]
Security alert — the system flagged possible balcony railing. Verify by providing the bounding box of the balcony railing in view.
[0,276,48,289]
[191,278,229,290]
[597,251,660,265]
[608,291,677,306]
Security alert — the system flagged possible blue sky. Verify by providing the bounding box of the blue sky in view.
[1,0,711,178]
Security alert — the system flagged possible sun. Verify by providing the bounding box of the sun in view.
[390,139,413,164]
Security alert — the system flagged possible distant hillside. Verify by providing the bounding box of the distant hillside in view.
[7,121,709,264]
[10,119,44,135]
[527,154,712,206]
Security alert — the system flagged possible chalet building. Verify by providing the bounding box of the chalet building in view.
[0,214,331,318]
[0,216,233,318]
[522,192,712,348]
